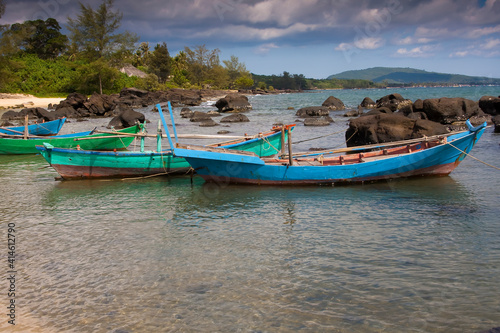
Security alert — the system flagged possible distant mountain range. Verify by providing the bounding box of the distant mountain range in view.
[327,67,500,85]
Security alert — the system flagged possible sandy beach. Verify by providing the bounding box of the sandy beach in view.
[0,93,65,110]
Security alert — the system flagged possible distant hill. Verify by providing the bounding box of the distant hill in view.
[327,67,500,85]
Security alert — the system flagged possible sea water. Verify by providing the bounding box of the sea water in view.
[0,86,499,332]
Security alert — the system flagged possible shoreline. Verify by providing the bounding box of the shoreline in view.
[0,93,65,110]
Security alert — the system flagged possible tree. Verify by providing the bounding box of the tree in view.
[223,55,249,83]
[148,42,171,83]
[184,45,220,86]
[67,0,138,61]
[234,75,254,89]
[171,51,189,87]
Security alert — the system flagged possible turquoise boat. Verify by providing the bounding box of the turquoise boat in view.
[0,124,142,154]
[173,120,487,186]
[36,124,295,180]
[0,118,66,136]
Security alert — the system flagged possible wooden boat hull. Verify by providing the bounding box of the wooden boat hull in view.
[0,124,141,154]
[36,126,293,179]
[174,122,487,186]
[0,118,66,136]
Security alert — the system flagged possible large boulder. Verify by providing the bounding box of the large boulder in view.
[215,93,251,112]
[345,113,449,147]
[422,97,485,124]
[375,93,410,111]
[189,111,212,122]
[84,93,117,116]
[295,106,330,117]
[322,96,345,110]
[479,96,500,116]
[360,97,376,108]
[493,115,500,133]
[107,104,145,129]
[55,92,88,111]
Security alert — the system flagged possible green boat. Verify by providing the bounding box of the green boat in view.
[0,124,142,155]
[36,124,295,180]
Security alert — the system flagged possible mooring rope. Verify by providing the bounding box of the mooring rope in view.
[292,129,346,144]
[448,142,500,171]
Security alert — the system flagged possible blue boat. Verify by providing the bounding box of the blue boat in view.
[0,118,66,136]
[172,120,487,186]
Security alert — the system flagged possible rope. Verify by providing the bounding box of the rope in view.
[447,142,500,171]
[262,136,281,154]
[292,129,347,144]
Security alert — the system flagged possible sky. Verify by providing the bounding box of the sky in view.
[1,0,500,79]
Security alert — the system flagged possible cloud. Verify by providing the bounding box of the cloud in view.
[335,37,384,52]
[465,25,500,39]
[483,38,500,49]
[253,43,280,55]
[395,45,436,57]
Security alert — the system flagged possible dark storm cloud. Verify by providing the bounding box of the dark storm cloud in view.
[2,0,500,54]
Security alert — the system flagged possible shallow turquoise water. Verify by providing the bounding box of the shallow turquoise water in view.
[1,87,499,332]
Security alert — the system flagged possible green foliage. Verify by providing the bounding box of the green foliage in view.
[223,55,249,87]
[12,18,68,59]
[234,75,254,89]
[2,54,77,95]
[184,45,221,86]
[252,72,308,90]
[134,73,160,91]
[66,0,138,61]
[148,42,171,83]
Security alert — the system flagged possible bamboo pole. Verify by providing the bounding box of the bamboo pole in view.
[287,127,293,166]
[24,115,29,140]
[280,125,286,158]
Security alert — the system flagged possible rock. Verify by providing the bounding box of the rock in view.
[363,107,393,116]
[422,97,485,124]
[304,116,333,126]
[220,114,250,123]
[107,104,145,129]
[287,106,295,110]
[56,92,88,111]
[217,130,231,134]
[344,110,360,117]
[360,97,376,108]
[189,111,211,122]
[180,108,194,118]
[413,99,424,112]
[199,119,218,127]
[322,96,345,110]
[215,93,251,112]
[478,95,500,115]
[345,113,448,147]
[295,106,330,117]
[84,93,116,117]
[375,93,410,111]
[493,115,500,133]
[207,110,221,116]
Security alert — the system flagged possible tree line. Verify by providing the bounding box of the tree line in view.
[0,0,385,96]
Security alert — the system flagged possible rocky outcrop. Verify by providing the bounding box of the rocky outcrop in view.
[479,95,500,115]
[346,113,448,147]
[215,93,252,112]
[322,96,345,110]
[421,97,487,124]
[107,104,145,129]
[376,93,411,111]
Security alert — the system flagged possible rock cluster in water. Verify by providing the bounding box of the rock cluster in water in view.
[294,93,498,144]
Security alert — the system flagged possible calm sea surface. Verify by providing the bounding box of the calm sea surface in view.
[1,87,499,332]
